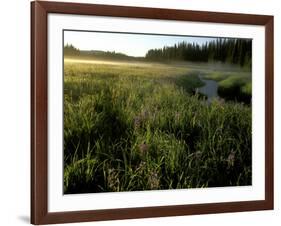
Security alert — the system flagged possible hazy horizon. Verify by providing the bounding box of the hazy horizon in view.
[64,30,216,57]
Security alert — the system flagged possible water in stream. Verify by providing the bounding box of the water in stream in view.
[198,75,219,103]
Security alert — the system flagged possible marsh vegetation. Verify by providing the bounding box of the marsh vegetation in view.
[63,36,252,194]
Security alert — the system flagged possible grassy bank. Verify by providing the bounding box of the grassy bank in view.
[203,72,252,103]
[63,60,252,194]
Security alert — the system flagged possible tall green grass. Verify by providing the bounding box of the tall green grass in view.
[64,61,252,194]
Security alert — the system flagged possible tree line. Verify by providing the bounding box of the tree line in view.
[64,44,80,55]
[64,38,252,67]
[145,38,252,67]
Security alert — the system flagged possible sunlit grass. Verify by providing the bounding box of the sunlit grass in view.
[63,60,252,194]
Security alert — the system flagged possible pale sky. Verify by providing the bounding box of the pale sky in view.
[64,30,216,57]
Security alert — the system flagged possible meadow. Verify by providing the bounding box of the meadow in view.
[63,58,252,194]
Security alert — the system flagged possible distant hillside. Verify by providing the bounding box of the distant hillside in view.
[80,50,142,61]
[64,44,143,61]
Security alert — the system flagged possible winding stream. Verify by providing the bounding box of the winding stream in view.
[198,75,219,102]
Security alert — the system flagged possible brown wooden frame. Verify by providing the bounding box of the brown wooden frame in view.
[31,1,274,224]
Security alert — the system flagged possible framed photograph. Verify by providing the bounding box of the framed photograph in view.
[31,1,274,224]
